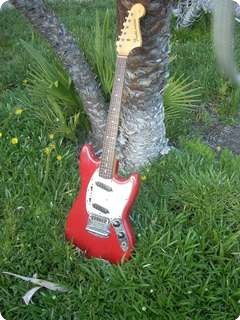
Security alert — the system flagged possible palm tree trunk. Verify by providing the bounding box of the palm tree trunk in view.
[9,0,107,150]
[175,0,240,29]
[176,0,205,28]
[117,0,171,170]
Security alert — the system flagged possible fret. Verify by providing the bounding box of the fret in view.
[99,56,127,179]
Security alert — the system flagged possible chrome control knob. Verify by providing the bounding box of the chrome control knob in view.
[113,220,121,228]
[118,232,125,239]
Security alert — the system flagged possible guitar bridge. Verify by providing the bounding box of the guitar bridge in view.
[86,214,110,237]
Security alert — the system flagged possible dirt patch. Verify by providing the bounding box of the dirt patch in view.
[205,123,240,154]
[193,106,240,154]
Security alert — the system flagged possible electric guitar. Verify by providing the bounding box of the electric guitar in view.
[65,3,146,264]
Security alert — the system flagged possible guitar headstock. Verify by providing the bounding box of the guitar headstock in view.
[116,3,146,57]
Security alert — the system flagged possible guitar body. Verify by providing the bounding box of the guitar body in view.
[65,144,140,264]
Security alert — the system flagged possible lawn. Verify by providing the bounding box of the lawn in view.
[1,1,240,319]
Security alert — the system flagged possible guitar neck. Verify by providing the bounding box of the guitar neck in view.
[99,56,127,179]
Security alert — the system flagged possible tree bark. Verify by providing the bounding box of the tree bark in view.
[175,0,240,29]
[175,0,211,28]
[9,0,107,151]
[117,0,171,170]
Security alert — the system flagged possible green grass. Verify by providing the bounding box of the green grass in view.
[0,9,32,92]
[1,2,240,319]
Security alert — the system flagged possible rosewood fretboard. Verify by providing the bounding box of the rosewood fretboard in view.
[99,56,127,179]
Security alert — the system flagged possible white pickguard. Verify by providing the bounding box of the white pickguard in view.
[86,168,134,220]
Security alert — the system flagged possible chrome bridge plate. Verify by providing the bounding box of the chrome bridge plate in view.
[86,214,129,251]
[86,214,110,237]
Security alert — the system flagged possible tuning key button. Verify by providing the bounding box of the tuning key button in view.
[113,220,121,228]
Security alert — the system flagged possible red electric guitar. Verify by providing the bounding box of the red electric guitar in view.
[65,3,146,264]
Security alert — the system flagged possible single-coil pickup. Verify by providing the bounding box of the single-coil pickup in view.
[92,203,109,214]
[90,214,109,224]
[95,181,113,192]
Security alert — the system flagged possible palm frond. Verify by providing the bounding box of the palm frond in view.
[163,75,201,124]
[21,40,81,114]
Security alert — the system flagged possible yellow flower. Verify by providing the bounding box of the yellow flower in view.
[11,137,18,145]
[15,108,24,115]
[44,147,51,156]
[44,143,56,156]
[48,133,54,140]
[56,155,62,161]
[141,175,147,181]
[49,143,56,150]
[0,132,2,138]
[22,79,28,85]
